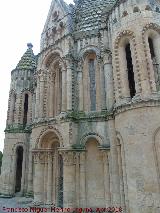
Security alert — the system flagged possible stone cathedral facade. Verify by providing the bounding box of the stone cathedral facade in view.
[1,0,160,212]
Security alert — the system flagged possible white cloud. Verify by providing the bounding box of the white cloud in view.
[0,0,74,152]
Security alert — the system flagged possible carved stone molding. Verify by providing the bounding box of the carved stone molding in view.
[32,149,54,164]
[142,23,160,92]
[59,150,77,166]
[114,30,142,98]
[103,50,112,64]
[35,125,63,149]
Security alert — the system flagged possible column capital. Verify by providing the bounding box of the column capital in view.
[103,51,112,65]
[59,150,76,166]
[80,151,86,165]
[32,150,54,164]
[100,149,109,163]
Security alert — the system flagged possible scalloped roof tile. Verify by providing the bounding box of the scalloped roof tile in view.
[16,43,37,71]
[73,0,116,33]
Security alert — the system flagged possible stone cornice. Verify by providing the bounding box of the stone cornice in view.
[5,124,32,134]
[5,98,160,134]
[114,97,160,115]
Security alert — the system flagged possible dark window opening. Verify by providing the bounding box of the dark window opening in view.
[15,146,23,193]
[125,44,136,98]
[89,59,96,111]
[148,38,155,59]
[11,94,16,123]
[23,94,28,127]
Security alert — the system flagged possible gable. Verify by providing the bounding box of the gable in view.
[40,0,72,50]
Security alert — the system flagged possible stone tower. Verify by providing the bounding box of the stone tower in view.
[0,0,160,212]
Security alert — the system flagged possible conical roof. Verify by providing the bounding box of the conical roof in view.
[16,43,37,71]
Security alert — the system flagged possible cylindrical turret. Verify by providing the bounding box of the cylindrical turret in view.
[6,43,36,128]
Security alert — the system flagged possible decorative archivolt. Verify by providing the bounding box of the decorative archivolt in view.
[80,132,105,147]
[142,23,160,92]
[35,126,64,149]
[78,45,101,62]
[142,23,160,35]
[12,142,26,153]
[113,30,142,97]
[41,47,65,68]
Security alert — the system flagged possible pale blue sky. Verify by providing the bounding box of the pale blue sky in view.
[0,0,73,152]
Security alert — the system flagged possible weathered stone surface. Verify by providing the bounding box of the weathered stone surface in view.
[0,0,160,212]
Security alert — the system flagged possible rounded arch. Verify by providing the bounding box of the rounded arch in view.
[142,23,160,35]
[35,126,64,149]
[42,49,67,117]
[12,142,26,154]
[79,45,102,112]
[142,23,160,40]
[142,23,160,92]
[78,45,101,61]
[80,132,104,147]
[41,47,65,69]
[114,30,141,99]
[19,90,32,125]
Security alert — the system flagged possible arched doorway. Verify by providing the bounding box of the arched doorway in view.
[33,131,63,206]
[85,139,105,207]
[15,146,23,193]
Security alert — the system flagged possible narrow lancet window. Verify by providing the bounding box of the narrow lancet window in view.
[89,58,96,111]
[148,38,155,59]
[23,94,28,126]
[125,43,136,98]
[10,94,16,124]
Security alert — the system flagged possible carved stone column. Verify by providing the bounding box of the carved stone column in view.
[27,150,33,195]
[79,152,86,208]
[33,151,44,204]
[108,120,121,206]
[61,150,76,208]
[43,152,48,203]
[32,93,36,121]
[48,73,55,117]
[117,143,126,210]
[75,152,80,207]
[39,71,45,118]
[35,78,40,118]
[77,62,83,111]
[103,51,114,111]
[66,59,73,111]
[101,150,111,207]
[96,57,102,111]
[136,33,153,95]
[47,152,53,204]
[61,69,66,112]
[21,148,26,194]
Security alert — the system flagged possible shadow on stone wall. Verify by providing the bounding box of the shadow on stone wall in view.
[0,151,2,174]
